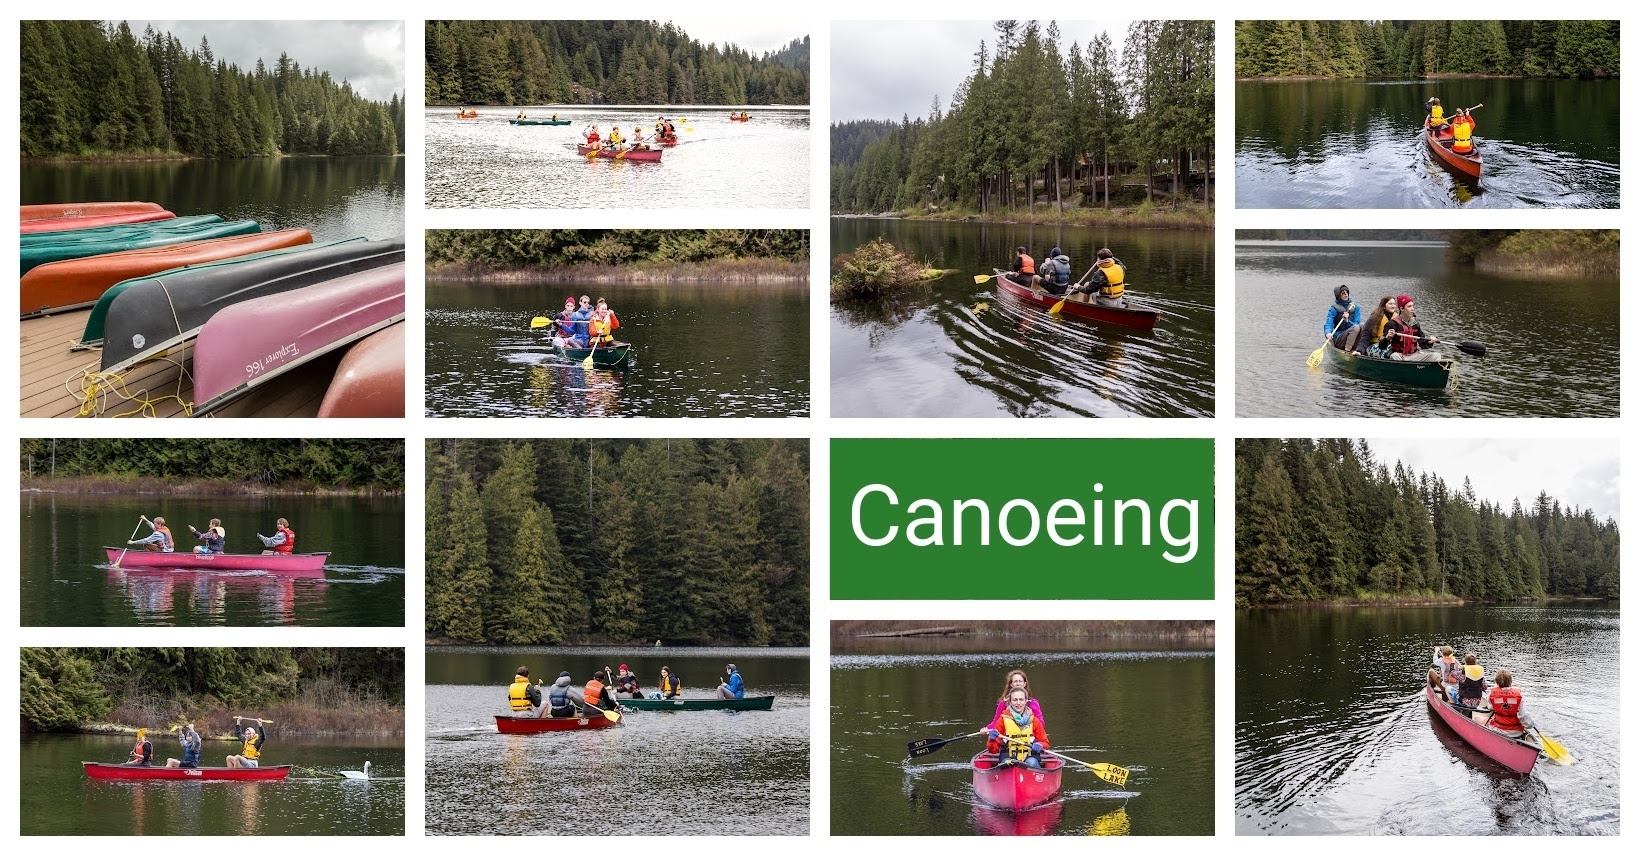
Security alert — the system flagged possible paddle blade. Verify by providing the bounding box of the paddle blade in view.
[530,317,549,329]
[1049,298,1067,315]
[1457,340,1487,357]
[583,354,595,369]
[973,274,993,284]
[1091,763,1130,787]
[602,708,621,724]
[1538,731,1575,765]
[1306,345,1326,369]
[907,741,946,759]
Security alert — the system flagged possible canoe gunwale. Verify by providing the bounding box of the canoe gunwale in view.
[1323,342,1453,389]
[992,270,1160,330]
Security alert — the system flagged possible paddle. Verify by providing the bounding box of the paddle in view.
[1309,316,1349,369]
[906,730,987,759]
[1383,329,1487,357]
[112,515,148,568]
[999,734,1130,787]
[583,336,599,369]
[530,317,550,329]
[974,272,1008,284]
[1521,713,1574,765]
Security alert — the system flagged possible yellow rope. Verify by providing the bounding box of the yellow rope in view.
[67,284,192,417]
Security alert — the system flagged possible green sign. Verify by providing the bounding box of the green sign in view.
[832,438,1213,599]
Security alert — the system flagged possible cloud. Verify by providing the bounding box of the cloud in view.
[1367,438,1619,522]
[127,20,404,101]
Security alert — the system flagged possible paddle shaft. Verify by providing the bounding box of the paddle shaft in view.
[999,734,1130,786]
[113,515,149,568]
[906,730,987,758]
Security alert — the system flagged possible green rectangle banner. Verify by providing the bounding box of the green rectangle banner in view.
[832,438,1213,599]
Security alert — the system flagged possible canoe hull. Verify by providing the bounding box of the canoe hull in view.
[191,262,406,414]
[21,210,175,234]
[617,695,775,711]
[576,144,663,162]
[23,201,165,221]
[511,119,572,125]
[495,715,616,734]
[994,272,1160,330]
[318,321,406,418]
[84,762,292,781]
[22,216,261,276]
[1324,342,1452,389]
[1425,118,1482,180]
[971,753,1064,812]
[552,342,633,368]
[729,116,750,121]
[103,548,331,572]
[1425,685,1539,775]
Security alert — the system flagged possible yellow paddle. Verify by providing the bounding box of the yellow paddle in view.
[583,336,599,369]
[1049,296,1068,315]
[530,317,550,329]
[1523,713,1574,765]
[1308,318,1349,369]
[1000,734,1130,786]
[973,272,1005,284]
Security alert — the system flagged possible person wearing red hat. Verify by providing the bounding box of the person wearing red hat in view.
[1384,293,1443,362]
[615,664,642,698]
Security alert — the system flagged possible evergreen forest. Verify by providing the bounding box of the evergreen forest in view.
[1234,21,1620,79]
[20,439,405,491]
[20,21,405,159]
[831,21,1214,214]
[425,21,809,106]
[1236,439,1620,607]
[426,229,809,269]
[426,439,809,647]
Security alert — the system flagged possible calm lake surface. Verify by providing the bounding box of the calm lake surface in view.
[1236,604,1619,835]
[1236,78,1620,208]
[831,637,1215,835]
[426,647,810,835]
[425,107,809,208]
[425,279,809,417]
[21,156,405,241]
[20,492,405,627]
[1235,240,1619,417]
[21,733,405,835]
[831,219,1216,418]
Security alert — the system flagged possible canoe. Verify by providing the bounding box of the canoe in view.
[21,216,261,276]
[84,762,292,781]
[971,752,1064,812]
[552,341,633,368]
[1424,685,1539,775]
[511,118,571,125]
[1425,118,1482,181]
[729,115,750,121]
[190,262,406,415]
[994,270,1160,330]
[576,144,663,162]
[495,714,617,734]
[23,201,165,221]
[21,210,175,234]
[103,547,331,572]
[1323,341,1452,389]
[318,321,406,418]
[658,136,680,147]
[456,112,479,118]
[96,238,405,375]
[617,695,775,711]
[21,229,314,318]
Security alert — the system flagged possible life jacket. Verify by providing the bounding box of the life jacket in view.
[1429,105,1446,126]
[609,130,624,146]
[1016,254,1035,275]
[241,735,262,760]
[1045,255,1070,286]
[1389,320,1423,355]
[998,713,1039,762]
[1487,686,1523,732]
[1438,654,1462,684]
[1451,117,1475,153]
[1458,664,1487,698]
[584,677,608,709]
[1096,259,1125,298]
[660,673,680,696]
[131,739,152,765]
[586,132,600,144]
[154,524,173,551]
[508,676,534,712]
[275,524,295,555]
[547,680,575,716]
[590,311,619,344]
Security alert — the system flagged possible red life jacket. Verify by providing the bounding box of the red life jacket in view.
[276,525,295,555]
[1388,321,1421,355]
[586,132,600,144]
[1487,686,1523,732]
[1017,254,1035,275]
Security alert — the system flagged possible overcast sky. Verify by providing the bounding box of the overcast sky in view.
[665,19,807,55]
[127,20,404,101]
[832,20,1131,122]
[1366,439,1619,522]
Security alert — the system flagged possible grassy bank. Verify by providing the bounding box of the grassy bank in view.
[1245,593,1467,609]
[830,620,1214,640]
[87,692,403,737]
[842,202,1214,231]
[1474,230,1620,277]
[427,257,808,284]
[20,475,402,497]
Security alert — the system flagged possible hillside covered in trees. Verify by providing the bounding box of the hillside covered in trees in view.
[20,439,404,491]
[20,21,404,158]
[426,439,809,646]
[832,20,1213,214]
[425,21,809,106]
[1236,439,1619,607]
[426,229,809,270]
[1235,21,1620,79]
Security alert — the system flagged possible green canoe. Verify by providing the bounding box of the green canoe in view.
[21,216,262,276]
[1324,342,1452,389]
[510,118,572,125]
[553,341,633,368]
[619,695,775,711]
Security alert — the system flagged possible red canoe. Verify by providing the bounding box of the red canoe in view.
[319,321,406,418]
[103,548,331,573]
[1424,118,1482,181]
[994,272,1160,330]
[84,762,292,781]
[971,753,1064,812]
[1425,685,1539,775]
[729,115,750,122]
[576,144,663,162]
[496,714,617,734]
[22,201,165,221]
[21,210,175,234]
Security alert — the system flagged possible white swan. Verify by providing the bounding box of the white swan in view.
[340,760,371,780]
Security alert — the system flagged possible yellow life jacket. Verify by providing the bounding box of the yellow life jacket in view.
[660,673,680,696]
[1463,664,1485,680]
[240,734,261,760]
[610,130,624,145]
[1097,259,1125,299]
[509,676,533,711]
[999,713,1038,761]
[1429,105,1446,126]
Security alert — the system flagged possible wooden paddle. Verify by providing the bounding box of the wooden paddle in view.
[1000,734,1130,787]
[1309,317,1350,369]
[111,515,151,568]
[906,730,987,758]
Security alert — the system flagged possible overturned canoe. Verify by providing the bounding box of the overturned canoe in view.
[191,263,406,415]
[576,144,663,162]
[23,201,166,221]
[971,753,1064,812]
[96,239,405,375]
[552,341,633,368]
[103,547,331,572]
[496,715,617,734]
[1323,342,1453,389]
[994,270,1160,330]
[511,118,572,125]
[22,229,314,318]
[1425,685,1539,775]
[1425,118,1482,181]
[617,695,774,711]
[21,210,175,234]
[84,762,292,781]
[318,321,406,418]
[21,216,262,276]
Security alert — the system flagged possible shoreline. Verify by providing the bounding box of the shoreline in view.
[427,258,809,284]
[22,151,403,164]
[832,207,1213,231]
[1235,73,1579,82]
[426,637,809,648]
[20,476,402,497]
[1243,595,1615,609]
[830,620,1214,639]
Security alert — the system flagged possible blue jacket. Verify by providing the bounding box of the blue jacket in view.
[1324,301,1361,336]
[724,670,745,699]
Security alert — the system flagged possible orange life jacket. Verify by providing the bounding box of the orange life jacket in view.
[1487,686,1523,732]
[275,524,295,555]
[1017,254,1035,275]
[584,678,607,709]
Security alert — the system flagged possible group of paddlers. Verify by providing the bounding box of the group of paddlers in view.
[546,294,622,350]
[1324,285,1443,362]
[1426,97,1479,155]
[506,662,748,718]
[1005,247,1130,307]
[126,515,298,555]
[121,717,270,769]
[582,117,680,153]
[1429,646,1525,734]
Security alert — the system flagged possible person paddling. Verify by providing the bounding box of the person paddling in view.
[1005,247,1036,289]
[1434,645,1462,703]
[986,687,1049,768]
[125,728,154,767]
[1425,96,1447,129]
[225,717,268,768]
[992,669,1047,731]
[1072,248,1128,307]
[541,671,579,719]
[166,723,202,769]
[189,518,226,554]
[1486,669,1525,735]
[508,666,543,715]
[1449,108,1477,155]
[128,516,174,553]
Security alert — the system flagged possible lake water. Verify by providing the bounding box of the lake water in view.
[21,732,405,836]
[20,492,405,627]
[21,156,405,241]
[1236,78,1620,208]
[425,279,810,417]
[831,219,1216,418]
[426,647,810,835]
[831,637,1215,835]
[424,107,809,208]
[1234,240,1619,417]
[1236,604,1619,835]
